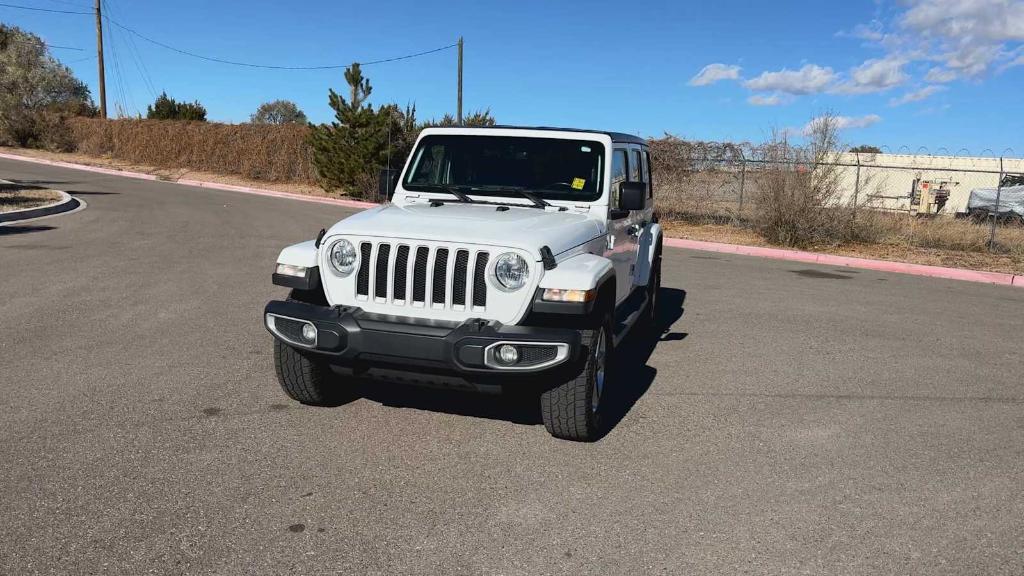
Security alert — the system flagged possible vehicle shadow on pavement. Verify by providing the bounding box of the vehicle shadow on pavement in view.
[599,288,687,439]
[61,189,119,196]
[0,224,57,236]
[351,288,688,435]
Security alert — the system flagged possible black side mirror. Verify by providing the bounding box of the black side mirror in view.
[618,181,646,211]
[378,168,400,201]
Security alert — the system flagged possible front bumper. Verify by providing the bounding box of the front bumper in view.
[263,300,582,377]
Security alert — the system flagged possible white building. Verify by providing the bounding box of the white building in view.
[835,153,1024,215]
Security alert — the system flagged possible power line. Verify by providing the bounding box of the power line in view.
[64,53,95,64]
[104,0,156,100]
[104,16,457,70]
[360,43,460,66]
[1,1,458,70]
[0,2,91,15]
[103,1,134,117]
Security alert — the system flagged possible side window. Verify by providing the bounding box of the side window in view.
[611,149,628,206]
[612,149,628,183]
[644,150,653,198]
[630,150,642,182]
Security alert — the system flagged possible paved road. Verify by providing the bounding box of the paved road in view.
[1,157,1022,575]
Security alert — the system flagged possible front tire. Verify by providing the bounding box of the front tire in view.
[273,339,336,405]
[272,288,352,405]
[540,315,612,441]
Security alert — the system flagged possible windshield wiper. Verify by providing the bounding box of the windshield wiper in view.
[417,184,476,203]
[468,185,551,209]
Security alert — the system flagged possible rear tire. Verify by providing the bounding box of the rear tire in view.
[540,313,612,442]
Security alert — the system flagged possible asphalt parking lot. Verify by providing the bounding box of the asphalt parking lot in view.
[1,157,1022,575]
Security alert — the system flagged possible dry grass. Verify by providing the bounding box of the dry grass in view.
[0,146,325,197]
[662,215,1024,275]
[0,181,62,213]
[68,118,316,184]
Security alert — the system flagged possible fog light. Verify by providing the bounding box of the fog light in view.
[496,344,519,365]
[301,323,317,343]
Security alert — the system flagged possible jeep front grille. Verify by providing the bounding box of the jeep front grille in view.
[355,242,490,310]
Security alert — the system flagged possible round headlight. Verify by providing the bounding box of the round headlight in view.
[328,239,358,275]
[493,252,529,291]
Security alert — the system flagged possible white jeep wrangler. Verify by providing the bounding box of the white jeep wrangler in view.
[265,126,662,441]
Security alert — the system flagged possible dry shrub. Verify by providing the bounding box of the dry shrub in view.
[0,110,76,152]
[751,118,873,248]
[68,118,316,183]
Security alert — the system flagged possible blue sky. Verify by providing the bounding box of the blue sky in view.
[4,0,1022,154]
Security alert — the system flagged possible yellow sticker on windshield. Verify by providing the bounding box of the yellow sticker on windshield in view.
[571,178,586,190]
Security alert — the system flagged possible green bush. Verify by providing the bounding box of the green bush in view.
[251,100,307,124]
[146,92,207,122]
[0,24,95,150]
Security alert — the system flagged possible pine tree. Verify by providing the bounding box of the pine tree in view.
[309,64,407,195]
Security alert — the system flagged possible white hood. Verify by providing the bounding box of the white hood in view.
[327,203,604,258]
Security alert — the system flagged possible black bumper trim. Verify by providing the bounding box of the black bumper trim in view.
[263,300,581,376]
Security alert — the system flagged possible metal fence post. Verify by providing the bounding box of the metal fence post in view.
[853,153,861,220]
[988,157,1005,249]
[737,155,747,221]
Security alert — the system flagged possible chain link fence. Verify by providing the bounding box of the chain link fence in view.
[651,140,1023,253]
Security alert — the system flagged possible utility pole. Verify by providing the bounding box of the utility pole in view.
[456,36,463,125]
[94,0,107,119]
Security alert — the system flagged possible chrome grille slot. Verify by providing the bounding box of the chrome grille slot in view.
[412,247,428,303]
[473,252,489,308]
[374,244,391,300]
[452,250,469,306]
[393,245,410,302]
[356,242,372,297]
[432,248,449,305]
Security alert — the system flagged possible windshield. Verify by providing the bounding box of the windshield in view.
[403,135,605,202]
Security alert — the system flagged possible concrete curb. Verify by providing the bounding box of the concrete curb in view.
[0,185,83,225]
[3,151,1020,288]
[0,151,378,211]
[664,237,1024,288]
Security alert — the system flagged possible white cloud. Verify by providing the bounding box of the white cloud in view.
[902,0,1024,44]
[743,64,837,95]
[747,94,786,106]
[899,0,1024,79]
[832,56,909,94]
[889,85,946,105]
[688,64,742,86]
[837,21,885,42]
[924,67,958,83]
[803,114,882,135]
[1002,51,1024,70]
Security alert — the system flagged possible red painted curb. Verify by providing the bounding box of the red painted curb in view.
[664,237,1022,288]
[0,151,378,211]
